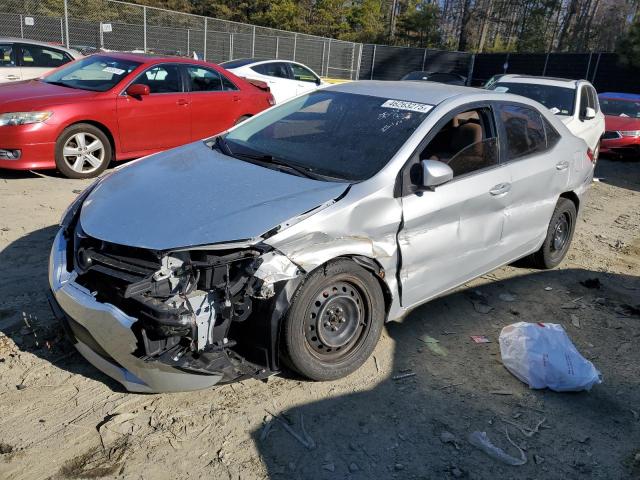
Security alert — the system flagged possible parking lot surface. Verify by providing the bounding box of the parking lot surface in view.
[0,159,639,479]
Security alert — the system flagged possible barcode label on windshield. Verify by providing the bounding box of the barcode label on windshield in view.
[381,99,433,113]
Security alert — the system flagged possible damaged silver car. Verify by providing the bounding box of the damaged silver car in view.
[49,81,595,392]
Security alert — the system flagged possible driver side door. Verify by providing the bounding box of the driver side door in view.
[398,103,512,308]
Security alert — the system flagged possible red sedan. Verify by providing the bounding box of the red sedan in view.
[0,53,274,178]
[599,92,640,159]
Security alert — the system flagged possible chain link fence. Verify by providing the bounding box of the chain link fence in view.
[0,0,362,80]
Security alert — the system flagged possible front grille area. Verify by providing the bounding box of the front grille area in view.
[602,131,621,139]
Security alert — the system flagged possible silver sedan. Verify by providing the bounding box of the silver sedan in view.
[49,81,594,392]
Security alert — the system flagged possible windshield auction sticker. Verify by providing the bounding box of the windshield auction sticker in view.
[103,67,125,75]
[381,99,433,113]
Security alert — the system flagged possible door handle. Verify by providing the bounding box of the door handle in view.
[176,99,189,106]
[6,75,20,80]
[556,160,569,171]
[297,83,306,88]
[489,183,511,196]
[232,94,240,102]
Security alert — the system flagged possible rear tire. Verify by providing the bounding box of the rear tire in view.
[55,123,111,179]
[281,259,385,381]
[529,198,577,269]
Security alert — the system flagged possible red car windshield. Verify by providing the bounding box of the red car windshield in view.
[599,97,640,118]
[43,56,141,92]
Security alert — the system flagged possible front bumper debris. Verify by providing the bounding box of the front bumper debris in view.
[48,227,287,393]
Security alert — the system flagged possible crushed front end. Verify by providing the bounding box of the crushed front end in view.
[48,215,301,393]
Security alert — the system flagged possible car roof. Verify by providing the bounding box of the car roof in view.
[0,37,81,56]
[496,74,582,88]
[90,51,213,65]
[599,92,640,101]
[326,80,484,105]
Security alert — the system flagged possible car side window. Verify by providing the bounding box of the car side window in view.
[251,62,291,79]
[579,86,590,118]
[20,45,70,68]
[588,86,599,113]
[290,63,318,83]
[499,104,546,160]
[419,108,499,177]
[0,44,15,67]
[186,66,222,92]
[134,64,182,94]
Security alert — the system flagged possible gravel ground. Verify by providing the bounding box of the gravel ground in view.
[0,158,638,480]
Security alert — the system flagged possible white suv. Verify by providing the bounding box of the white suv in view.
[489,75,605,159]
[0,38,82,83]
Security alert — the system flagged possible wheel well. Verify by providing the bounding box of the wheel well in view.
[340,255,393,317]
[64,121,116,160]
[559,191,580,213]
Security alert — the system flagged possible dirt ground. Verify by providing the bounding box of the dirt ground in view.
[0,158,638,480]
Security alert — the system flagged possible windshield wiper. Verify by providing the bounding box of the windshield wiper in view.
[43,80,74,89]
[215,137,319,179]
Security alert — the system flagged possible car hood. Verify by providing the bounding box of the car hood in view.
[0,79,97,110]
[604,114,640,131]
[79,141,349,250]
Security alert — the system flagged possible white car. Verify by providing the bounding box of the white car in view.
[489,75,605,159]
[220,58,325,104]
[0,38,82,83]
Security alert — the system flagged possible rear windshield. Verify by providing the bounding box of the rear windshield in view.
[43,56,141,92]
[224,90,431,182]
[491,82,575,116]
[599,97,640,118]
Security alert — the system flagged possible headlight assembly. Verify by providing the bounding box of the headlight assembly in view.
[620,130,640,137]
[0,111,53,126]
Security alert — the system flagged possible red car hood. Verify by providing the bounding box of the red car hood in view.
[0,79,98,111]
[604,114,640,131]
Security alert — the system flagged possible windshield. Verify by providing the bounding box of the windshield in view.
[599,97,640,118]
[223,90,431,182]
[43,56,141,92]
[491,82,575,116]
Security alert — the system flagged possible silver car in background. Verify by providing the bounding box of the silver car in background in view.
[49,81,594,393]
[0,38,82,82]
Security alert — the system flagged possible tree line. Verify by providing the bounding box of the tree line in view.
[11,0,640,54]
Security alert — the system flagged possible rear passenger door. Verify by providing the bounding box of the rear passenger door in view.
[184,65,241,139]
[0,43,21,82]
[497,103,568,255]
[18,44,73,79]
[251,62,296,103]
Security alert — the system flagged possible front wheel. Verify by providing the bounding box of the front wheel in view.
[55,123,112,179]
[281,259,385,381]
[529,198,577,269]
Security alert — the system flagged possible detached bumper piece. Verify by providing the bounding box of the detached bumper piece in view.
[49,224,278,393]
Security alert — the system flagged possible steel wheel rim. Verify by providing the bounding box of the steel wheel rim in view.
[63,132,105,174]
[304,280,369,362]
[552,213,570,252]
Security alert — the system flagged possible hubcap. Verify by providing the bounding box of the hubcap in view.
[63,132,105,173]
[552,214,570,252]
[304,281,367,360]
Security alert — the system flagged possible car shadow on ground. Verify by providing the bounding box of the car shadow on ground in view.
[596,157,640,193]
[252,268,640,479]
[0,224,125,392]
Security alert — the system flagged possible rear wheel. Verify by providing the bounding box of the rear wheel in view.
[529,198,577,269]
[281,259,385,381]
[55,123,111,179]
[234,115,251,126]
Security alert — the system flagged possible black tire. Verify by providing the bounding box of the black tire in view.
[234,115,251,125]
[281,259,385,381]
[529,197,577,269]
[55,123,112,179]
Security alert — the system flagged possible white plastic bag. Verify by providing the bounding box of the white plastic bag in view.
[499,322,602,392]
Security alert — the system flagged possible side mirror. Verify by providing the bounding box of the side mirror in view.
[421,159,453,188]
[584,107,596,120]
[315,78,322,86]
[127,83,150,97]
